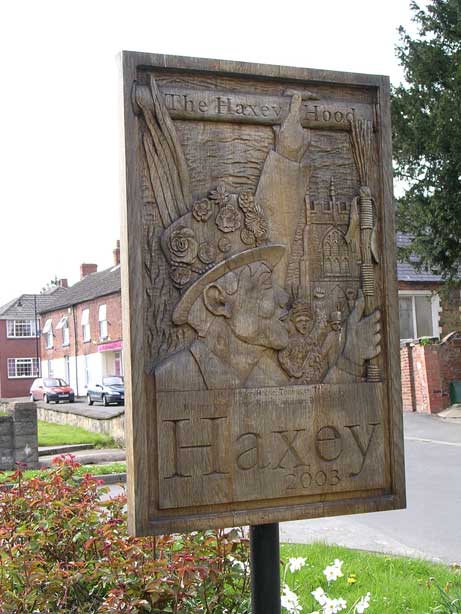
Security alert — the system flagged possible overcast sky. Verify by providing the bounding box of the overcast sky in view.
[0,0,420,307]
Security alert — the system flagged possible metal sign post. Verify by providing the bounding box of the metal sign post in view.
[250,523,281,614]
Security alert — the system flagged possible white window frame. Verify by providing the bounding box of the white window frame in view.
[81,309,91,342]
[56,316,70,346]
[6,319,37,338]
[42,319,53,349]
[98,304,108,340]
[398,290,440,341]
[7,357,40,379]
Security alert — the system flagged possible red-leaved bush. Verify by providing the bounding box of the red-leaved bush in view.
[0,456,250,613]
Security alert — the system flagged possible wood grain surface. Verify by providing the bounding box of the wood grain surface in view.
[120,52,405,536]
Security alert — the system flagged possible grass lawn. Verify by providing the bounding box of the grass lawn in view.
[0,462,127,483]
[280,542,460,613]
[38,420,116,448]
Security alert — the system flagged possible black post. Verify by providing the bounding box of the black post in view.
[250,523,281,614]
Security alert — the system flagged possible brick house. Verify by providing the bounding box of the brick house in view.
[39,244,122,397]
[0,287,67,398]
[397,233,461,413]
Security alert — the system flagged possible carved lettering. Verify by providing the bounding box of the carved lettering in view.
[315,425,342,461]
[273,429,307,469]
[345,422,380,477]
[164,416,229,479]
[235,432,270,470]
[164,419,192,478]
[198,100,208,113]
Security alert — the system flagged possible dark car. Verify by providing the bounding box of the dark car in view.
[87,376,124,406]
[30,378,75,403]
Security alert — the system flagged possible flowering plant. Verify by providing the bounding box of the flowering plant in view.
[281,555,372,614]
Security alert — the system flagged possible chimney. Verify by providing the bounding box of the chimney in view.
[80,263,98,280]
[58,278,68,288]
[113,240,120,266]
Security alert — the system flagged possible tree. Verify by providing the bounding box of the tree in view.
[392,0,461,279]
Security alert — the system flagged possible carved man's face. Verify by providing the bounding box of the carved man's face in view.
[293,314,312,336]
[203,261,289,350]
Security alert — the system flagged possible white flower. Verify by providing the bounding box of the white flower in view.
[289,556,308,573]
[321,597,347,614]
[323,559,344,582]
[355,592,371,613]
[312,587,328,606]
[281,584,303,613]
[227,555,248,572]
[329,598,347,612]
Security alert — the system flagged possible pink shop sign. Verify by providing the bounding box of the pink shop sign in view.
[97,340,123,352]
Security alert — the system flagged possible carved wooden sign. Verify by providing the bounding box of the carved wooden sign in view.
[120,52,406,535]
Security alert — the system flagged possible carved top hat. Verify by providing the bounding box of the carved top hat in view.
[160,183,286,325]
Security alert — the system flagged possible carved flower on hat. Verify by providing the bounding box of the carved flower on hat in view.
[192,198,214,222]
[218,237,232,253]
[209,183,230,207]
[198,241,217,265]
[168,226,198,264]
[170,265,192,288]
[216,205,242,233]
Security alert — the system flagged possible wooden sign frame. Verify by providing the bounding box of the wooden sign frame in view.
[120,51,406,536]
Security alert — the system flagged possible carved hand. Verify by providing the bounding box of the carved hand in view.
[275,93,310,163]
[342,289,381,365]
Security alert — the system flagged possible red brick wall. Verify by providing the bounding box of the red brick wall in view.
[0,321,40,398]
[40,293,122,362]
[400,334,461,413]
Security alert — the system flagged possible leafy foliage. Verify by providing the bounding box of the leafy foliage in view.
[0,457,250,613]
[392,0,461,279]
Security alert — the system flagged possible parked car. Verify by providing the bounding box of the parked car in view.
[87,376,125,406]
[30,378,75,403]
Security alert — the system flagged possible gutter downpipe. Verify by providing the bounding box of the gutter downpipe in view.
[72,306,79,396]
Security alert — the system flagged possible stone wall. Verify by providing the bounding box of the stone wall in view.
[0,401,39,470]
[400,332,461,413]
[36,405,125,446]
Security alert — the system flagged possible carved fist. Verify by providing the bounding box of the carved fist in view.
[275,93,310,163]
[342,290,381,365]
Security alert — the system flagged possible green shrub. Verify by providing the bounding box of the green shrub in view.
[0,457,250,613]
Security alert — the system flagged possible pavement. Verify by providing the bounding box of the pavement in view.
[36,397,125,419]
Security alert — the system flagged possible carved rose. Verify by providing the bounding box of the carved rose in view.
[168,226,198,264]
[218,237,232,253]
[216,205,242,233]
[192,198,214,222]
[170,265,192,288]
[209,183,230,207]
[198,241,217,265]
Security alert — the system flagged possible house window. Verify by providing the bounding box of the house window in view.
[56,316,69,346]
[7,319,37,337]
[98,304,108,340]
[7,357,40,378]
[47,360,53,377]
[398,291,440,340]
[42,319,53,349]
[82,309,90,342]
